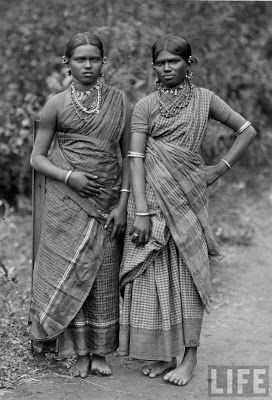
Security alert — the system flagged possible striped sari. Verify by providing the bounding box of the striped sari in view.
[119,86,229,362]
[30,83,128,356]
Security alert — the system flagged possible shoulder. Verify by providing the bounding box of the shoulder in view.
[39,90,67,120]
[44,90,66,109]
[193,85,213,99]
[103,84,125,98]
[134,92,156,113]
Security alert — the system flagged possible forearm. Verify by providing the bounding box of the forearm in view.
[118,155,130,209]
[217,127,257,174]
[130,158,148,212]
[30,154,69,183]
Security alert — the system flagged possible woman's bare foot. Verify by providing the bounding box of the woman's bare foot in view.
[164,347,197,386]
[90,355,112,376]
[70,355,90,378]
[142,358,176,378]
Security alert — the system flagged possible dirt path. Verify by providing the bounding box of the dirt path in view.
[1,196,272,400]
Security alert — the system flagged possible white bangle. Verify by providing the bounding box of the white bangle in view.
[120,189,130,193]
[220,158,231,169]
[64,170,73,184]
[127,151,145,159]
[235,121,251,136]
[135,212,150,216]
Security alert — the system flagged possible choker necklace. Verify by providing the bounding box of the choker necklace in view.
[157,80,192,118]
[70,81,102,120]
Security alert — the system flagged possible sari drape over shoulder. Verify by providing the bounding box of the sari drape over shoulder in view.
[30,84,127,342]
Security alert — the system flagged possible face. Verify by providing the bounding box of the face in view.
[69,44,103,88]
[154,50,188,88]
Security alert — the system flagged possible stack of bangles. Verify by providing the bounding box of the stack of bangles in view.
[127,151,145,158]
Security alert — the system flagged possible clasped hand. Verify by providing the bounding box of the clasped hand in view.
[68,171,101,197]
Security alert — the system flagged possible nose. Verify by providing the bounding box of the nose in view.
[85,60,92,68]
[163,61,171,72]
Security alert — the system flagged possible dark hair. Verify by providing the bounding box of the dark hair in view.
[152,34,196,64]
[65,32,104,59]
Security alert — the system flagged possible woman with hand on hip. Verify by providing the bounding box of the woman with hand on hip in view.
[30,32,130,378]
[119,34,256,386]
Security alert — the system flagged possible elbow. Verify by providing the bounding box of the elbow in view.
[30,153,39,169]
[249,126,258,142]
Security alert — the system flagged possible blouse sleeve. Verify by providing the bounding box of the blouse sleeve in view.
[131,97,149,136]
[209,93,233,124]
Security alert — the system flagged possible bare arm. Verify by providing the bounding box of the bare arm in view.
[117,97,132,211]
[104,95,131,238]
[206,107,257,186]
[31,94,101,196]
[30,94,67,182]
[127,98,150,246]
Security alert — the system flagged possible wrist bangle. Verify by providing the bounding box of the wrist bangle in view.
[220,159,231,169]
[127,151,145,159]
[135,212,150,216]
[64,170,73,184]
[120,189,130,193]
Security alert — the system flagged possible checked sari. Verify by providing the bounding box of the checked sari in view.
[30,83,128,356]
[119,86,231,362]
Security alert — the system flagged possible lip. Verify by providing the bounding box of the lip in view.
[162,75,175,79]
[83,72,93,76]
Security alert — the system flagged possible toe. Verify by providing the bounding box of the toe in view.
[173,377,179,385]
[168,374,176,383]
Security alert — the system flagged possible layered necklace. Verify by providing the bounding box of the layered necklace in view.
[70,81,102,120]
[156,80,193,118]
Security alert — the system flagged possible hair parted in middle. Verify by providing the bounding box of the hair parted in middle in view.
[152,34,197,65]
[64,32,104,60]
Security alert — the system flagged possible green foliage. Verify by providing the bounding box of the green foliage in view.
[1,0,272,202]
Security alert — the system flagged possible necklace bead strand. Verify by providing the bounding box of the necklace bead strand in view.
[157,81,192,118]
[70,82,102,120]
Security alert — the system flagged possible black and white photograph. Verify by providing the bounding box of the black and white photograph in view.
[0,1,271,399]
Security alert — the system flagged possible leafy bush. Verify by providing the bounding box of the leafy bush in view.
[1,0,272,203]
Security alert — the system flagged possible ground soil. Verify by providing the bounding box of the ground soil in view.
[1,181,272,400]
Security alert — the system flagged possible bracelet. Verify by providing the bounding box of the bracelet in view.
[64,170,73,184]
[135,212,150,216]
[235,121,251,136]
[127,151,145,159]
[120,189,130,193]
[220,158,231,169]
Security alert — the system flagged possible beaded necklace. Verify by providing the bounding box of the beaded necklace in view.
[70,81,102,120]
[157,80,192,118]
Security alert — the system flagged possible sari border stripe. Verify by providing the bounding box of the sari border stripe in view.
[40,219,94,323]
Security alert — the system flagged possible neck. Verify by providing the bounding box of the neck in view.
[157,80,190,91]
[72,80,99,92]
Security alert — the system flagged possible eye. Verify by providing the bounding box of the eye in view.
[155,62,162,67]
